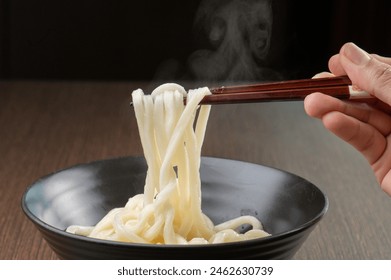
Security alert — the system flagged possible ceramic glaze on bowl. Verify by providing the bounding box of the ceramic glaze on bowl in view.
[22,157,328,259]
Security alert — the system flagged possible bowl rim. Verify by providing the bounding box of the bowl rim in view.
[21,156,329,249]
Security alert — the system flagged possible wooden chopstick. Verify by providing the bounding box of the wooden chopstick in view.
[199,86,349,105]
[209,75,351,94]
[197,75,373,105]
[129,76,373,107]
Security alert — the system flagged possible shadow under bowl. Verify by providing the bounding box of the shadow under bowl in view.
[22,156,328,259]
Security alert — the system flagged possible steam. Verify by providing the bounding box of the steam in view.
[155,0,280,82]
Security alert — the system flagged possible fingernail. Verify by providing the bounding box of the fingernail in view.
[312,72,335,79]
[342,42,371,65]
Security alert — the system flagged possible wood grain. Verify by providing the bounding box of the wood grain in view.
[1,81,391,259]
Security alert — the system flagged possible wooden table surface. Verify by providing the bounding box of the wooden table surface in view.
[1,80,391,260]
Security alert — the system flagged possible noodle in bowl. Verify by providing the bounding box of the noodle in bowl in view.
[21,83,328,259]
[22,156,328,259]
[66,84,269,245]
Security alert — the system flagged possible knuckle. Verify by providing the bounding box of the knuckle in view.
[370,60,391,93]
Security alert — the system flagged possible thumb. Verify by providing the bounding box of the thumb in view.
[339,42,391,104]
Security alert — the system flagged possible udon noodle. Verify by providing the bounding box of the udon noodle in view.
[66,84,270,244]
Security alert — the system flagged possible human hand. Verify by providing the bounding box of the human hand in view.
[304,42,391,195]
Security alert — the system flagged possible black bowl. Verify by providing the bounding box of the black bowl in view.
[22,157,328,259]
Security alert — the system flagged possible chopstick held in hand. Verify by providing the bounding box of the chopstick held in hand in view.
[198,75,373,105]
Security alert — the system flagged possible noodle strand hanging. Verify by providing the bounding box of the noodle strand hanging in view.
[67,84,270,244]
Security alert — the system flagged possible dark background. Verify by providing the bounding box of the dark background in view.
[0,0,390,81]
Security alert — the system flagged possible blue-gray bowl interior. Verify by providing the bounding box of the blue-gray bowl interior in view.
[22,156,328,259]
